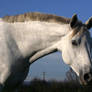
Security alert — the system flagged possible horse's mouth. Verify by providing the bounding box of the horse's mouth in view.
[79,78,88,85]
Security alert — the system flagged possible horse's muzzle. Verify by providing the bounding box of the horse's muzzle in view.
[79,72,92,85]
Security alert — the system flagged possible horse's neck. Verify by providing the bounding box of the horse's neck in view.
[8,21,70,58]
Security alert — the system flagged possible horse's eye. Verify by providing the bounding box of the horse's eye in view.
[72,40,78,46]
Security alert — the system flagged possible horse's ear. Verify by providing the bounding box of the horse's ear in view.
[85,17,92,29]
[70,14,78,28]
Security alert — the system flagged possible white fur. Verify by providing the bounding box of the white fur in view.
[0,20,70,91]
[0,19,91,90]
[6,21,70,57]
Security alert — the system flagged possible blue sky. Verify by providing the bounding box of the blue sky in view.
[0,0,92,81]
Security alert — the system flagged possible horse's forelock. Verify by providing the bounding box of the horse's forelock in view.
[71,22,88,37]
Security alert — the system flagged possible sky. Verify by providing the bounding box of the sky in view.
[0,0,92,81]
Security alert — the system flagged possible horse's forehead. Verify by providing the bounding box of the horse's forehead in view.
[70,25,88,38]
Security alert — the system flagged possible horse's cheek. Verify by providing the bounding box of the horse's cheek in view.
[62,52,72,65]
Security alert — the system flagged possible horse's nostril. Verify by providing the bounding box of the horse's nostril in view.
[84,73,90,81]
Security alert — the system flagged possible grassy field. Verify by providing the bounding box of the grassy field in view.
[18,78,92,92]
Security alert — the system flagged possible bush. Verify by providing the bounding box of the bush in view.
[18,78,92,92]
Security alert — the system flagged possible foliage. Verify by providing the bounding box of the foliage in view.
[18,78,92,92]
[17,68,92,92]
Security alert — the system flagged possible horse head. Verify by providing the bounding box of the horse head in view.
[58,14,92,85]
